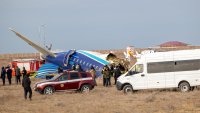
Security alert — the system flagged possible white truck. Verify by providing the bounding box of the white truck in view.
[116,49,200,93]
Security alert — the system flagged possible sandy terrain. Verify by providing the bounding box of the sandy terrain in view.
[0,78,200,113]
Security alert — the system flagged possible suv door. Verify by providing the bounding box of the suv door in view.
[55,73,69,90]
[68,72,80,89]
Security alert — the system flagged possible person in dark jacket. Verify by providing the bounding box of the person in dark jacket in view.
[6,66,12,85]
[22,67,27,78]
[22,73,32,100]
[15,66,21,84]
[113,65,122,85]
[75,64,83,72]
[58,67,63,74]
[108,64,114,86]
[1,66,6,85]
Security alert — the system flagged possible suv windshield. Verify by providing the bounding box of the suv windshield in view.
[127,64,143,76]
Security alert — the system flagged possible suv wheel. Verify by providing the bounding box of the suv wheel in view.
[43,86,54,94]
[81,84,91,93]
[123,84,133,94]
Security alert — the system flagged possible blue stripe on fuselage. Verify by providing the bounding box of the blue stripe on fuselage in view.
[77,50,109,65]
[72,52,105,77]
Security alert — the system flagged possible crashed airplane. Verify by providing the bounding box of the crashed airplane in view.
[10,28,113,78]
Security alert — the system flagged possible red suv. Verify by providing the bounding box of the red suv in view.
[34,71,95,94]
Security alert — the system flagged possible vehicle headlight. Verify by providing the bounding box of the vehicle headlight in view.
[34,84,38,88]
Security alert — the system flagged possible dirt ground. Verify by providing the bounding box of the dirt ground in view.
[0,77,200,113]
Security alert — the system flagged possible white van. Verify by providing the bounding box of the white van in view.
[116,49,200,93]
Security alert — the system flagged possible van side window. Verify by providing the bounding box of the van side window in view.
[147,59,200,73]
[174,59,200,72]
[135,64,143,73]
[130,64,143,74]
[147,61,174,73]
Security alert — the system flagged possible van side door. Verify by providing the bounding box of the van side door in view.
[129,64,148,89]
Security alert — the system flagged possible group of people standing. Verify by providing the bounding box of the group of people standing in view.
[70,63,122,87]
[1,66,27,85]
[72,64,97,85]
[1,66,12,85]
[0,63,124,101]
[101,64,122,87]
[71,64,83,72]
[1,66,32,100]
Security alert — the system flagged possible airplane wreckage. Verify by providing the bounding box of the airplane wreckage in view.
[10,28,131,78]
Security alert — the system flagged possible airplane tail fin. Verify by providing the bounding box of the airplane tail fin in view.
[9,28,56,58]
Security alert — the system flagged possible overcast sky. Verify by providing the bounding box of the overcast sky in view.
[1,0,200,54]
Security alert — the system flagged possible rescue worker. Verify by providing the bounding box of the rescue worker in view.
[1,66,6,85]
[113,65,121,85]
[22,73,32,100]
[22,67,27,78]
[6,66,12,85]
[101,66,106,86]
[58,67,63,74]
[75,64,83,72]
[71,65,76,71]
[101,65,110,87]
[15,66,21,84]
[90,66,97,86]
[108,64,114,86]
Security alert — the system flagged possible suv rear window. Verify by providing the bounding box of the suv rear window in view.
[70,72,80,80]
[81,73,88,78]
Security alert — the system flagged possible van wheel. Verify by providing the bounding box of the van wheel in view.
[123,85,133,94]
[179,82,190,92]
[43,86,54,94]
[81,85,91,93]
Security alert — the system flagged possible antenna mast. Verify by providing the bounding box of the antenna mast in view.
[39,24,46,48]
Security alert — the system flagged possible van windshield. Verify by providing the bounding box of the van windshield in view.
[127,64,143,75]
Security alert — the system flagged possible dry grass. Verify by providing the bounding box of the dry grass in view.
[0,78,200,113]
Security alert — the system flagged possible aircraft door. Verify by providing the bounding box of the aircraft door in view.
[63,50,76,67]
